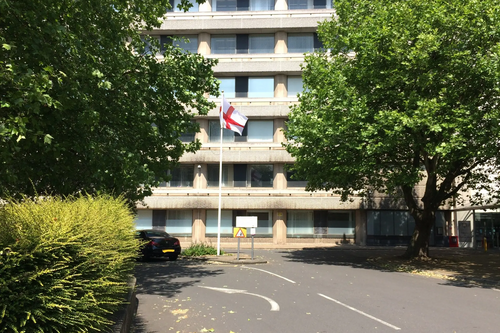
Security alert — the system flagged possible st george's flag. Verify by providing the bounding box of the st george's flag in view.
[220,97,248,135]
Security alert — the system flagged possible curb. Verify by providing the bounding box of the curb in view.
[184,255,267,264]
[110,276,138,333]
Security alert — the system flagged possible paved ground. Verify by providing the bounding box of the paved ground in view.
[133,246,500,333]
[191,244,500,288]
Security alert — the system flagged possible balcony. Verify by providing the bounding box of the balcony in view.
[158,9,335,34]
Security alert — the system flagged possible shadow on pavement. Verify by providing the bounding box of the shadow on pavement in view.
[130,313,156,333]
[280,246,500,290]
[134,258,224,297]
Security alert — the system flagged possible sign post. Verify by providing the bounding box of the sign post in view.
[233,227,247,260]
[236,216,258,260]
[250,227,256,260]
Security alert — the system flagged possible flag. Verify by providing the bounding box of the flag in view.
[220,97,248,135]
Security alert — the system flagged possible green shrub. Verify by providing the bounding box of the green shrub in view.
[0,195,138,332]
[182,243,224,256]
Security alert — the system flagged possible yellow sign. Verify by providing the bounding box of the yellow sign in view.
[233,227,247,238]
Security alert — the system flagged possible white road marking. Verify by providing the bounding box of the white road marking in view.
[318,293,401,331]
[493,288,500,292]
[241,266,296,284]
[199,286,280,311]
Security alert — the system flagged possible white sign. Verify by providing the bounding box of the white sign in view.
[250,227,256,235]
[236,216,258,228]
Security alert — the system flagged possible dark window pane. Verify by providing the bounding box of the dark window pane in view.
[250,165,273,187]
[216,0,237,11]
[234,164,247,187]
[237,0,249,11]
[236,34,249,54]
[235,77,249,98]
[313,0,326,9]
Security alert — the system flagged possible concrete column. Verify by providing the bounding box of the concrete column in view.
[274,164,286,190]
[275,0,288,10]
[355,210,366,245]
[275,31,287,54]
[197,118,209,143]
[198,32,211,55]
[274,118,286,142]
[273,210,287,244]
[194,164,207,189]
[192,209,206,243]
[275,74,286,98]
[199,0,212,12]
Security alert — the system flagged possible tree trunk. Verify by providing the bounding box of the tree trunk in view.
[404,211,435,259]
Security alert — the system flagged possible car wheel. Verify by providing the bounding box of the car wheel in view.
[170,254,178,261]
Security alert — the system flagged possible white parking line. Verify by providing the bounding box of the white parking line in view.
[318,293,401,331]
[241,266,296,284]
[199,286,280,311]
[493,288,500,292]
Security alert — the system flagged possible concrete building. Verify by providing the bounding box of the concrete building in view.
[135,0,496,249]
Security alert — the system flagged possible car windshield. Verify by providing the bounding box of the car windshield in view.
[145,230,170,238]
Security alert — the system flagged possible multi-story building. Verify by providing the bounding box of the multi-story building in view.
[135,0,498,249]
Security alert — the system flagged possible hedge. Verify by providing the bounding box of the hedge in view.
[0,195,138,332]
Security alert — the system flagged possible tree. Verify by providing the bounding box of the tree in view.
[0,0,218,203]
[284,0,500,258]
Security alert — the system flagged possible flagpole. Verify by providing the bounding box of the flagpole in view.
[217,92,224,256]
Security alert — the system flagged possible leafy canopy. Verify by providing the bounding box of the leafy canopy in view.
[285,0,500,210]
[0,0,218,202]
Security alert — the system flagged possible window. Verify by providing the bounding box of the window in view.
[214,0,273,11]
[380,211,395,236]
[161,35,198,53]
[219,78,236,98]
[287,76,304,97]
[166,210,192,234]
[140,35,159,55]
[209,120,236,142]
[288,0,308,10]
[288,0,332,10]
[247,120,273,142]
[248,77,274,98]
[288,33,323,53]
[327,212,354,235]
[286,168,308,187]
[134,210,153,229]
[179,131,195,143]
[206,210,233,235]
[367,211,417,236]
[249,34,275,53]
[250,165,273,187]
[211,35,236,54]
[248,211,272,235]
[210,77,236,99]
[208,164,273,188]
[167,0,199,12]
[287,211,314,236]
[250,0,275,10]
[214,0,239,11]
[213,77,274,98]
[207,164,230,187]
[158,165,194,187]
[179,121,196,142]
[209,120,273,143]
[211,35,274,54]
[233,164,247,187]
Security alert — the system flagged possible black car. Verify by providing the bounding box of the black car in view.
[135,229,181,261]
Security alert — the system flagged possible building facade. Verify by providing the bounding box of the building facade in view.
[136,0,460,248]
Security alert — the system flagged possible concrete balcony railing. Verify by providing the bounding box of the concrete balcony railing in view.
[209,53,305,74]
[181,145,294,163]
[157,9,335,33]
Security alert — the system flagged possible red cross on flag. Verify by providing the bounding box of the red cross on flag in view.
[220,97,248,135]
